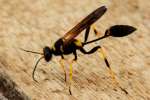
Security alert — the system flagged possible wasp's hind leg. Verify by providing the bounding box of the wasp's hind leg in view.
[79,46,117,83]
[80,45,118,85]
[79,46,100,54]
[80,46,128,94]
[98,47,117,84]
[84,25,101,43]
[98,47,128,94]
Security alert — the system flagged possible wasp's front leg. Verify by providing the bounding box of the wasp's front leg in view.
[59,54,67,82]
[68,50,77,95]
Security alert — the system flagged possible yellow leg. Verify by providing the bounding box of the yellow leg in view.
[99,47,118,85]
[99,47,128,94]
[69,60,74,95]
[59,59,67,82]
[92,25,101,36]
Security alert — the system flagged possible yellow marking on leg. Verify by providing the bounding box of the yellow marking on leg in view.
[98,47,119,86]
[69,61,73,82]
[68,60,75,95]
[92,25,101,36]
[108,68,119,85]
[98,47,128,94]
[59,59,67,82]
[99,47,106,59]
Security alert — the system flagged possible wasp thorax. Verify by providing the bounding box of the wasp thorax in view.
[43,46,52,62]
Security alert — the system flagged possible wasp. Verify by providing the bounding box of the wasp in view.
[21,6,136,95]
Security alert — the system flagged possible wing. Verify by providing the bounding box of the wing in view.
[62,6,107,45]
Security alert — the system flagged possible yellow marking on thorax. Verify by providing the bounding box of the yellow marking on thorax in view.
[74,39,82,47]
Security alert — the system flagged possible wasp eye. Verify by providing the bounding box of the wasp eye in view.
[43,47,52,62]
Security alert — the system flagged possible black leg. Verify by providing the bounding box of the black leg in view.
[59,55,67,82]
[92,25,101,36]
[84,26,91,43]
[68,50,77,95]
[83,25,104,46]
[80,46,117,83]
[79,45,128,94]
[73,50,77,61]
[80,46,117,82]
[98,47,128,94]
[79,46,113,71]
[61,54,64,59]
[80,46,100,54]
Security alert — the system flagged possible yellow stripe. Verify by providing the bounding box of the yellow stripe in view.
[99,47,106,60]
[52,45,56,51]
[74,40,82,47]
[59,59,67,82]
[69,62,73,82]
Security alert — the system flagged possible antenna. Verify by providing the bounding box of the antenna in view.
[20,48,43,55]
[32,56,44,82]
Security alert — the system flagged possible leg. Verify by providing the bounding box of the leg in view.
[68,59,77,95]
[80,46,128,94]
[61,54,64,59]
[59,55,67,82]
[84,25,101,43]
[92,25,101,36]
[80,46,117,83]
[98,47,128,94]
[80,46,117,84]
[69,60,73,95]
[98,47,118,84]
[80,46,100,54]
[84,26,90,43]
[73,50,77,61]
[68,51,77,95]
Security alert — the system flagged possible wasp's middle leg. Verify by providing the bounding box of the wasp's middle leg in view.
[79,46,100,54]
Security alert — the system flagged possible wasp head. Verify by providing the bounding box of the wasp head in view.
[43,46,52,62]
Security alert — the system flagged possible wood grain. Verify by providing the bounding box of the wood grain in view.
[0,0,150,99]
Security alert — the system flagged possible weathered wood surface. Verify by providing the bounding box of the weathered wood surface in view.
[0,0,149,100]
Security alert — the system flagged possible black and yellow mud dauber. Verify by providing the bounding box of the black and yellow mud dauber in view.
[21,6,136,95]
